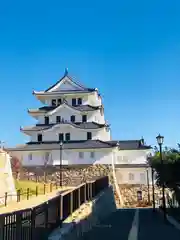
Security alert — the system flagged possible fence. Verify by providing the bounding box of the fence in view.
[0,182,60,207]
[0,176,109,240]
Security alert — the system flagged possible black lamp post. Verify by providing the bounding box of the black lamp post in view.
[151,166,155,211]
[60,141,63,187]
[146,168,150,205]
[156,134,166,220]
[148,153,155,211]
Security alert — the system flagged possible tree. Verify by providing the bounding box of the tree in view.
[10,156,22,180]
[149,146,180,187]
[10,156,21,173]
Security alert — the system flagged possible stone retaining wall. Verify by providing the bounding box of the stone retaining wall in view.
[14,165,113,186]
[119,184,167,208]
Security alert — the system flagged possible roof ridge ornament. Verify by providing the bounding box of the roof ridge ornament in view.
[64,68,68,77]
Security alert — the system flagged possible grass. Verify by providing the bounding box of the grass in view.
[14,179,59,199]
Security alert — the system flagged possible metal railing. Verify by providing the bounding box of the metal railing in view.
[0,176,109,240]
[0,183,60,206]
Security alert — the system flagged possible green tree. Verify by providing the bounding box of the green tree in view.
[149,145,180,204]
[149,146,180,187]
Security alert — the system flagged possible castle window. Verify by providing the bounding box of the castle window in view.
[44,152,50,165]
[44,116,49,125]
[65,133,70,141]
[57,99,62,105]
[90,152,95,158]
[52,99,56,106]
[140,173,145,182]
[87,132,92,140]
[28,153,32,161]
[79,152,84,159]
[37,134,42,142]
[72,98,76,106]
[82,115,87,122]
[56,116,61,123]
[59,133,64,142]
[129,173,134,181]
[78,98,82,105]
[71,115,75,122]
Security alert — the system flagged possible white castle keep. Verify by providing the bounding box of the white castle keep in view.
[7,69,153,184]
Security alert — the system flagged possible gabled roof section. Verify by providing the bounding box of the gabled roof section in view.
[28,104,102,116]
[20,122,108,133]
[107,140,152,150]
[45,69,95,93]
[46,100,102,115]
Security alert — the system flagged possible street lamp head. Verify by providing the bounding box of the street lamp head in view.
[156,134,164,145]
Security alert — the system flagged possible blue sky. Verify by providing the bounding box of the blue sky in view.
[0,0,180,148]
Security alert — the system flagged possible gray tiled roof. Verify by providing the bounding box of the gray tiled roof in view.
[6,140,118,151]
[21,122,107,132]
[28,104,101,113]
[107,140,151,150]
[7,139,151,152]
[45,73,95,92]
[115,164,148,168]
[44,90,96,94]
[74,122,107,129]
[20,125,52,131]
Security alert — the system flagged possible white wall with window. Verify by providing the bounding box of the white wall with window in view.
[115,168,149,185]
[15,148,114,166]
[30,126,110,142]
[129,173,134,181]
[36,106,105,125]
[44,91,102,107]
[115,149,152,165]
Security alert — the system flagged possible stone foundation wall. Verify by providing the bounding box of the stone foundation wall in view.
[13,165,166,208]
[118,184,166,208]
[14,164,114,186]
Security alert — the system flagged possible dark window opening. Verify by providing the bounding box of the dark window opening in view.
[57,99,62,105]
[52,99,56,106]
[78,98,82,105]
[72,98,76,106]
[87,132,92,140]
[71,115,75,122]
[59,133,64,142]
[65,133,70,141]
[44,116,49,125]
[56,116,61,123]
[82,115,87,122]
[37,134,42,142]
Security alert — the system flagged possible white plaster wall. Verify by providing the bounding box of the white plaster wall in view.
[50,78,80,92]
[44,93,101,107]
[115,149,152,164]
[13,148,114,166]
[36,107,105,125]
[53,149,113,165]
[115,167,148,184]
[30,126,111,142]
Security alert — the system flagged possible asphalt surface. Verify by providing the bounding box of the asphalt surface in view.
[82,208,180,240]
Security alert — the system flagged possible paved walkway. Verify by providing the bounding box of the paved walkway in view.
[82,208,180,240]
